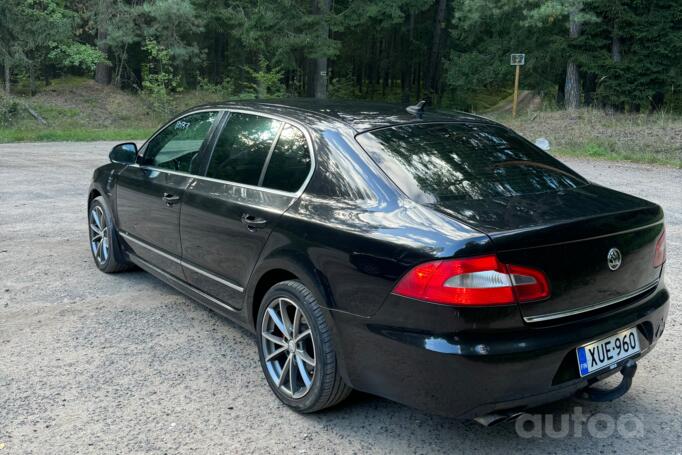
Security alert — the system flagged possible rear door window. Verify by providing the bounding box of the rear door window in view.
[143,111,219,174]
[207,112,282,185]
[260,124,311,192]
[356,123,587,203]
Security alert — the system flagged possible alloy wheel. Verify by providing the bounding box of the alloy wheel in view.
[89,205,109,265]
[261,297,316,399]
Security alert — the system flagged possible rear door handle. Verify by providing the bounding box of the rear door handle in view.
[241,213,268,230]
[162,192,181,206]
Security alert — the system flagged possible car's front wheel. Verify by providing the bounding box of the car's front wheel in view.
[257,280,351,413]
[88,196,132,273]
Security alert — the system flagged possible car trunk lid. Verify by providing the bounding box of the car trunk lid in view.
[432,184,664,323]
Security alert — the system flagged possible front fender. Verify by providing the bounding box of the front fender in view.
[89,163,124,225]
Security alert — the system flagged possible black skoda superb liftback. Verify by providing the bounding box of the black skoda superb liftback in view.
[88,100,668,423]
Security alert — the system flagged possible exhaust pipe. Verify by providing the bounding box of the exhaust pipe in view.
[474,411,524,427]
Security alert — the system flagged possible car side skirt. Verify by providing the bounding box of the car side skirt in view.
[127,253,254,332]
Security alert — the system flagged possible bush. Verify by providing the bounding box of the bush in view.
[197,77,235,98]
[141,39,182,116]
[242,57,284,99]
[329,74,357,99]
[0,96,20,127]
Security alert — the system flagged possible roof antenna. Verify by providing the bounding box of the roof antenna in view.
[406,100,426,119]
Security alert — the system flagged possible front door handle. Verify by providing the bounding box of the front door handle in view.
[241,213,268,230]
[162,192,181,206]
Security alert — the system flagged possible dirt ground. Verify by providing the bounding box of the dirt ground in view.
[0,142,680,454]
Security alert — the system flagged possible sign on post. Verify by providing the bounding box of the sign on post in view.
[510,54,525,66]
[510,53,525,117]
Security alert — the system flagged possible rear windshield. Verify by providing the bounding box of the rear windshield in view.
[356,123,587,203]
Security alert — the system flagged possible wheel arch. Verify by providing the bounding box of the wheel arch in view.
[246,252,336,331]
[246,252,353,387]
[88,187,102,204]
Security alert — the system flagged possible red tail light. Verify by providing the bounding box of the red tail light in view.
[653,228,666,267]
[393,255,550,306]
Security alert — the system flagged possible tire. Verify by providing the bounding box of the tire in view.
[88,196,133,273]
[256,280,352,413]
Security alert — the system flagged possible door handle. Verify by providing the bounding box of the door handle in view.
[241,213,268,230]
[162,192,181,206]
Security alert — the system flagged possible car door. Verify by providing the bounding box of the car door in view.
[180,112,313,309]
[116,110,222,278]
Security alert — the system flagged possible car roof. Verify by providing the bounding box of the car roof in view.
[185,99,497,133]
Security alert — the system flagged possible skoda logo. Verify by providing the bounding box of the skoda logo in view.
[607,248,622,271]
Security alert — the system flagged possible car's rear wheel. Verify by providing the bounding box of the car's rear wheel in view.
[88,196,133,273]
[257,280,351,413]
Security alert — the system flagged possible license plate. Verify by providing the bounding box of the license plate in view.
[576,328,640,377]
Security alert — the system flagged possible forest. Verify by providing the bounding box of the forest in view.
[1,0,681,115]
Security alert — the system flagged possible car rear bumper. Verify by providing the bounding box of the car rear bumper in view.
[331,283,669,419]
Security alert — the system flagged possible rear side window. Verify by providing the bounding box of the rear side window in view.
[261,125,311,192]
[207,112,282,185]
[356,123,587,203]
[143,111,218,174]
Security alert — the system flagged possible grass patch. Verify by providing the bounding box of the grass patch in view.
[0,128,155,142]
[555,144,681,167]
[492,109,682,168]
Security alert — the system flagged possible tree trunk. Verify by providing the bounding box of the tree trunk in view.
[425,0,447,94]
[611,34,622,63]
[564,8,582,110]
[400,12,413,104]
[583,72,597,106]
[305,58,316,97]
[94,1,111,85]
[565,62,580,109]
[314,0,332,99]
[3,56,9,95]
[29,64,36,96]
[43,63,50,87]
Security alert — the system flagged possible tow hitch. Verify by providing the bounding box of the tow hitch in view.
[578,359,637,402]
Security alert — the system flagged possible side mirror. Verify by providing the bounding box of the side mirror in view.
[534,137,551,152]
[109,142,138,164]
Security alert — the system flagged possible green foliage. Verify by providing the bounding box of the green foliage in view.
[0,95,20,126]
[329,73,358,99]
[242,57,285,99]
[0,0,680,115]
[141,39,182,115]
[0,0,76,92]
[48,43,104,73]
[588,0,682,111]
[197,76,235,98]
[141,0,203,68]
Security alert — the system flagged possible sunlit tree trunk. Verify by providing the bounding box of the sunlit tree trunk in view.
[94,0,111,85]
[564,8,582,110]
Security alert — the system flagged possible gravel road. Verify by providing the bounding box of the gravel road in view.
[1,142,680,454]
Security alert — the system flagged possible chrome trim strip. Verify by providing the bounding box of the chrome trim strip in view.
[523,280,659,323]
[121,232,181,264]
[130,254,239,313]
[180,259,244,292]
[119,232,244,293]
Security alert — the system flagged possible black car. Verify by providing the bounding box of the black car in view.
[88,100,668,423]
